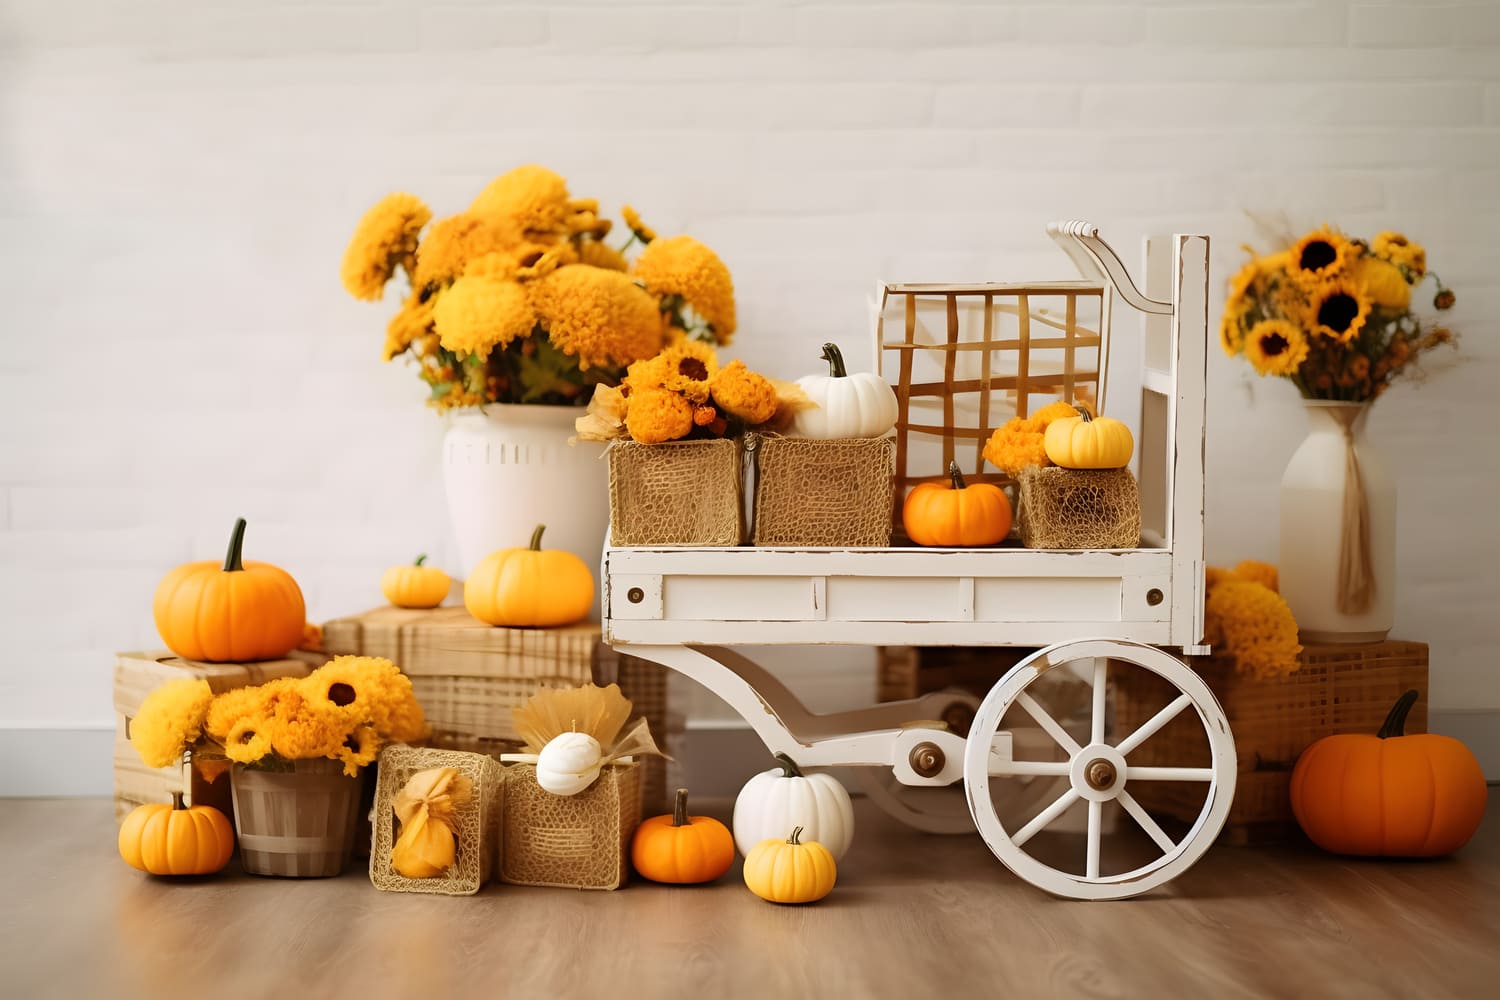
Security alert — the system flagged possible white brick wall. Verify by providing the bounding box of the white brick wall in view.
[1,0,1496,743]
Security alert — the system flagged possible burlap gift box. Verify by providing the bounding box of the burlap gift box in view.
[1017,466,1141,549]
[500,762,642,890]
[370,745,504,896]
[752,436,895,546]
[608,439,744,546]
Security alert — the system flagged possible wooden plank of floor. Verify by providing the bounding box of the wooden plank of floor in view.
[0,795,1495,1000]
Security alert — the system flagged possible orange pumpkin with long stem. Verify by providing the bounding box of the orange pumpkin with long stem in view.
[902,461,1012,546]
[631,788,735,884]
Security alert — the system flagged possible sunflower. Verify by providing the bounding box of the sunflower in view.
[336,725,382,777]
[130,678,214,769]
[1219,308,1248,357]
[206,680,295,742]
[383,291,436,362]
[625,387,694,443]
[622,205,657,243]
[340,193,432,301]
[1350,255,1410,311]
[1243,320,1309,377]
[654,338,720,403]
[632,235,737,343]
[1371,231,1426,278]
[300,657,378,725]
[1309,279,1371,344]
[223,716,274,765]
[433,275,537,358]
[1290,227,1354,285]
[412,213,522,293]
[530,265,665,369]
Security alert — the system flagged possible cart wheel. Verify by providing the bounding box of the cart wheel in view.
[963,639,1235,900]
[856,767,974,834]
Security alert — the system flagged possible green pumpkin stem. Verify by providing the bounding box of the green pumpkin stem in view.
[222,517,247,573]
[529,524,546,551]
[672,788,690,827]
[1072,404,1092,422]
[170,791,186,811]
[947,461,967,491]
[1377,690,1420,739]
[788,826,804,846]
[820,343,848,378]
[414,553,428,567]
[772,752,804,778]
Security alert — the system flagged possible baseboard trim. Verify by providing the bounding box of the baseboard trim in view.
[0,725,114,797]
[1430,710,1500,781]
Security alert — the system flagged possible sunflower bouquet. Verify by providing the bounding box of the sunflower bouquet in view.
[1221,227,1457,401]
[340,165,736,410]
[130,656,428,779]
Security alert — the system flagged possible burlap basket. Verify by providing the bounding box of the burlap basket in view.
[752,436,895,546]
[369,745,504,896]
[1017,466,1141,549]
[500,762,642,890]
[608,439,744,546]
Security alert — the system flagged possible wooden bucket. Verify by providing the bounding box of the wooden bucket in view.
[231,759,362,877]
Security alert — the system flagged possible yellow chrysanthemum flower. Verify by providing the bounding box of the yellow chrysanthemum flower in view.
[530,265,665,369]
[1350,255,1410,311]
[412,213,522,292]
[383,291,436,362]
[577,237,628,272]
[622,205,657,243]
[709,360,777,424]
[130,678,214,769]
[1244,319,1309,376]
[625,387,695,443]
[1205,578,1301,680]
[1309,279,1371,344]
[632,235,737,343]
[206,683,274,742]
[433,274,537,358]
[223,716,274,765]
[1371,231,1426,278]
[1233,560,1279,593]
[340,193,432,302]
[1290,226,1354,286]
[469,164,572,234]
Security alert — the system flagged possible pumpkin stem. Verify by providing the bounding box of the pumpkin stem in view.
[820,342,848,378]
[1377,689,1420,739]
[414,553,428,567]
[772,752,804,778]
[170,791,186,811]
[947,460,967,491]
[788,826,804,846]
[529,524,546,551]
[1072,404,1093,423]
[222,517,247,573]
[672,788,690,827]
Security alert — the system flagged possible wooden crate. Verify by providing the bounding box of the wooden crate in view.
[321,606,677,813]
[1112,639,1429,845]
[113,650,322,823]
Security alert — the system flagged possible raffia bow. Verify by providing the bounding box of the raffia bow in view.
[1330,406,1376,615]
[500,684,669,792]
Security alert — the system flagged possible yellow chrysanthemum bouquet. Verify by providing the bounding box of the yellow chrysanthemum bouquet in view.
[1221,227,1457,401]
[131,656,428,779]
[340,165,737,409]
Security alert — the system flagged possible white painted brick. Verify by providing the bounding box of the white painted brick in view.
[418,7,549,50]
[1017,5,1147,44]
[795,4,1019,47]
[1453,3,1500,45]
[1147,3,1348,47]
[934,84,1081,126]
[548,7,739,49]
[1350,3,1457,47]
[1082,82,1487,127]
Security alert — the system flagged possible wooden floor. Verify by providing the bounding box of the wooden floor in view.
[2,795,1496,1000]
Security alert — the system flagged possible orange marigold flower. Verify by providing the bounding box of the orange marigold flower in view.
[1205,579,1301,680]
[413,213,522,292]
[1232,560,1279,593]
[577,237,628,272]
[340,192,431,301]
[982,416,1049,477]
[383,292,436,362]
[622,205,656,243]
[709,360,777,424]
[633,235,736,344]
[469,164,574,235]
[625,387,694,443]
[130,678,214,769]
[530,265,665,369]
[433,275,537,359]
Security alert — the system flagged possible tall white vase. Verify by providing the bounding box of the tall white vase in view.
[442,405,609,613]
[1278,401,1396,644]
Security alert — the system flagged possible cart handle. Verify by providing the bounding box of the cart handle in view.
[1047,220,1173,316]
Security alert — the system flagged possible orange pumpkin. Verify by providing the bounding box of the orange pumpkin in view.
[902,461,1012,546]
[118,793,235,876]
[153,518,306,662]
[464,524,594,628]
[631,788,735,884]
[1291,690,1488,857]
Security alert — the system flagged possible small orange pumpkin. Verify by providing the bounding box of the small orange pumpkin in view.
[464,524,594,627]
[153,517,306,662]
[1291,690,1488,857]
[902,461,1012,546]
[118,793,235,876]
[381,554,451,609]
[631,788,735,884]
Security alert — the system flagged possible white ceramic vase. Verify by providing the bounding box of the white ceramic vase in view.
[441,405,609,606]
[1278,401,1396,644]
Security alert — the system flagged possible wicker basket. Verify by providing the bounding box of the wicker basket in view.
[752,436,895,546]
[500,762,642,890]
[608,438,744,546]
[1017,466,1141,549]
[1112,639,1429,845]
[369,745,504,896]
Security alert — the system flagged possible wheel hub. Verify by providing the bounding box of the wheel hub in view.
[1085,759,1117,790]
[1070,743,1128,802]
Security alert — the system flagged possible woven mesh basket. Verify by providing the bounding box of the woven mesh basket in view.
[608,439,744,546]
[1017,466,1141,549]
[369,745,504,896]
[500,762,642,890]
[752,436,895,546]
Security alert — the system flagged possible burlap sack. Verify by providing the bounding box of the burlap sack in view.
[369,745,504,896]
[500,762,642,890]
[1018,466,1141,549]
[752,436,895,547]
[608,439,744,546]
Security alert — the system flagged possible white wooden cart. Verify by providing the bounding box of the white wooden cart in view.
[603,223,1234,900]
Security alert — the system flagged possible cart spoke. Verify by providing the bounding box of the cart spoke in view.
[1012,787,1080,847]
[1017,692,1082,756]
[989,760,1072,778]
[1118,791,1177,854]
[1090,658,1107,745]
[1114,693,1192,756]
[1085,800,1102,879]
[1125,766,1214,782]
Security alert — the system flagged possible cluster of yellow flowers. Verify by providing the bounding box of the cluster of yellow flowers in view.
[340,165,737,409]
[1221,227,1457,401]
[1203,561,1302,680]
[980,400,1085,478]
[132,656,427,779]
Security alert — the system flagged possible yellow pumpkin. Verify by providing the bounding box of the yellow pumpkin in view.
[153,517,306,662]
[118,793,235,876]
[464,524,594,627]
[382,554,451,609]
[1043,405,1134,469]
[742,826,837,904]
[902,461,1012,547]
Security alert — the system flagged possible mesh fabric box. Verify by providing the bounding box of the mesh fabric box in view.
[608,438,744,546]
[500,762,641,890]
[752,436,895,547]
[369,744,504,896]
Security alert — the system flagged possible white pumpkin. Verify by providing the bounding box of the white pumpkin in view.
[791,342,899,439]
[732,753,854,860]
[536,732,603,796]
